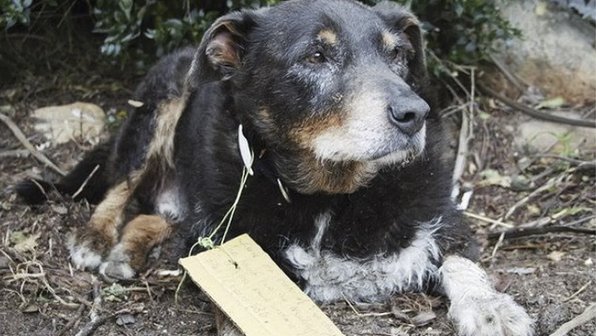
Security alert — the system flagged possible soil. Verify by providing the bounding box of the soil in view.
[0,58,594,336]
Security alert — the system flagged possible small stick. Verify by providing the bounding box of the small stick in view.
[479,84,596,128]
[0,149,30,158]
[487,226,596,240]
[464,211,514,228]
[505,174,564,220]
[57,304,86,336]
[72,164,100,199]
[489,54,527,91]
[75,279,102,336]
[0,112,66,176]
[549,303,596,336]
[563,281,592,302]
[490,232,505,261]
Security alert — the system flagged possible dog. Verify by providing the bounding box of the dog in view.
[17,1,534,335]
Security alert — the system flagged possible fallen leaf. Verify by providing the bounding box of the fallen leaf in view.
[10,231,40,253]
[478,169,511,188]
[411,311,436,326]
[51,205,68,215]
[547,251,565,262]
[21,304,39,313]
[536,96,566,109]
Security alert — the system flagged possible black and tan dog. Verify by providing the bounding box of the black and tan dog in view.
[18,1,533,335]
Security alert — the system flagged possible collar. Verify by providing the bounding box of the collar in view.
[239,123,292,203]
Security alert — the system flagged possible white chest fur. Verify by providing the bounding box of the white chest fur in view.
[283,212,442,302]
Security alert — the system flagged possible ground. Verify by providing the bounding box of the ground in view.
[0,65,594,336]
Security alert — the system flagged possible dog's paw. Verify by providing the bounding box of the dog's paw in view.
[98,243,136,281]
[449,292,534,336]
[99,261,135,281]
[67,232,106,270]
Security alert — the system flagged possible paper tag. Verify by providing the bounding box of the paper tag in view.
[179,234,344,336]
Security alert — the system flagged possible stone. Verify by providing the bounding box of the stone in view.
[32,102,106,145]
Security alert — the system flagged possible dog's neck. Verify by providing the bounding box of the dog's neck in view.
[248,140,379,195]
[271,151,379,194]
[236,111,379,195]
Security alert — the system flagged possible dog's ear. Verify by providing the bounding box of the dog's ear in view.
[193,10,262,83]
[373,2,427,83]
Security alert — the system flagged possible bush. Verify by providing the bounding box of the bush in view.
[1,0,519,69]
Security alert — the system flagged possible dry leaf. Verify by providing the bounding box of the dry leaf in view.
[12,232,41,253]
[548,251,565,262]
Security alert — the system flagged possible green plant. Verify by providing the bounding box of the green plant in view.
[0,0,33,29]
[1,0,520,68]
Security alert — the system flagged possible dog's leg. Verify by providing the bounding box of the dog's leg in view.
[439,255,534,336]
[99,214,172,280]
[68,179,136,270]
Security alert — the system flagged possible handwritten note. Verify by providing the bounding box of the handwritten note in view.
[179,234,344,336]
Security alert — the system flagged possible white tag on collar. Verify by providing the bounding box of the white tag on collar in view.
[238,124,254,176]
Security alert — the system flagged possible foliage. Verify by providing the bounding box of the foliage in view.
[0,0,33,29]
[1,0,519,68]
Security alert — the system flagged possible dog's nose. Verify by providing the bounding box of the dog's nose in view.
[387,97,429,136]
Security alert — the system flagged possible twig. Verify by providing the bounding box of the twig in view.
[559,214,596,227]
[57,304,86,336]
[505,174,565,220]
[453,104,471,185]
[487,226,596,240]
[0,149,30,158]
[534,154,596,170]
[563,281,592,302]
[549,303,596,336]
[479,84,596,128]
[489,54,527,91]
[464,211,514,228]
[72,164,100,199]
[342,294,393,318]
[490,232,505,261]
[75,279,102,336]
[0,112,66,175]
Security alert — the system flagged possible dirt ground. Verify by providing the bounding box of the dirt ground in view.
[0,64,595,336]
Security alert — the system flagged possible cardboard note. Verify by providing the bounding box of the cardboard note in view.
[179,234,344,336]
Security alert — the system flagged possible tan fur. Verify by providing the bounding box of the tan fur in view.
[292,156,377,194]
[76,96,190,259]
[119,215,172,270]
[318,29,338,45]
[147,97,188,170]
[381,30,398,50]
[81,177,139,254]
[289,112,344,146]
[283,112,380,194]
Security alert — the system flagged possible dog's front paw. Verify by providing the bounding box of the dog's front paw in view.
[99,243,136,281]
[67,228,114,270]
[449,292,534,336]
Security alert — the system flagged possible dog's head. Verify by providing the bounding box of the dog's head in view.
[195,0,431,193]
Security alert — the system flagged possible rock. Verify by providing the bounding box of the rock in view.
[515,112,595,153]
[32,102,106,145]
[496,0,596,103]
[116,313,136,326]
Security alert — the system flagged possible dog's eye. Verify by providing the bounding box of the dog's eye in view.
[392,47,415,63]
[307,51,327,64]
[392,48,406,62]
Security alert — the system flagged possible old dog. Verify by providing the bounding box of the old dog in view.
[18,1,534,335]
